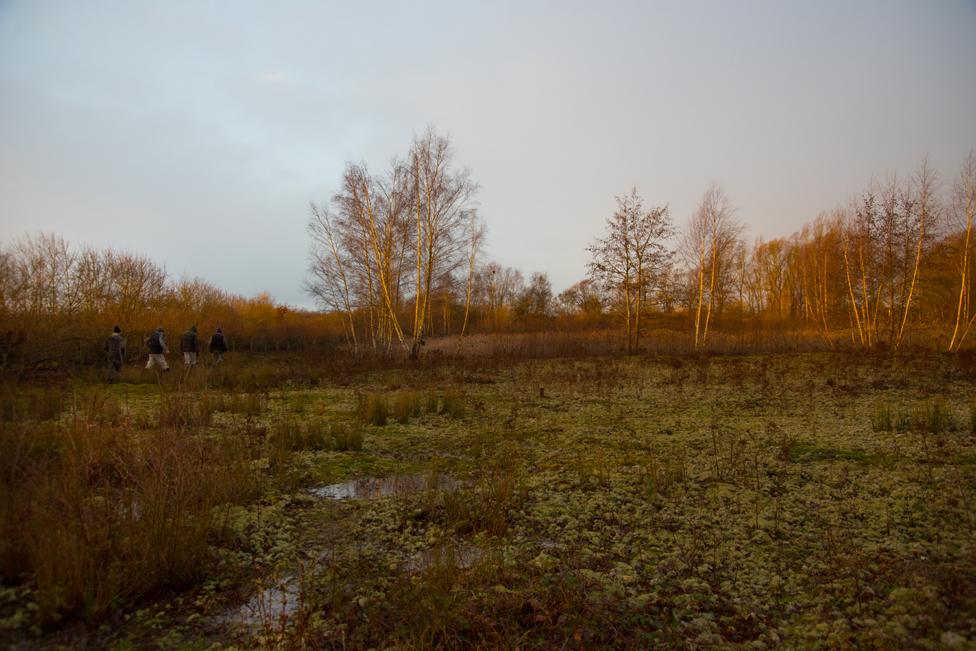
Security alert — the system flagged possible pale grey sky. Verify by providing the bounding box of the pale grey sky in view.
[1,1,974,307]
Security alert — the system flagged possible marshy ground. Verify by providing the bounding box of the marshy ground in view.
[2,352,975,649]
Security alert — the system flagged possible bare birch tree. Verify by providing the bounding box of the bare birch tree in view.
[794,214,844,348]
[587,188,673,353]
[842,169,934,350]
[682,184,742,350]
[458,214,486,345]
[948,151,976,351]
[305,128,479,356]
[894,161,936,350]
[408,127,479,359]
[306,203,358,349]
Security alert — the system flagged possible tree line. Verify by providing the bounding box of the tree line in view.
[307,133,976,354]
[2,130,974,372]
[0,234,344,373]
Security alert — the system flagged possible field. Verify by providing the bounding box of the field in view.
[2,352,975,649]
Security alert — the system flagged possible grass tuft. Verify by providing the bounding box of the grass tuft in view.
[920,398,955,434]
[330,422,364,451]
[391,390,423,423]
[438,391,466,419]
[357,393,389,426]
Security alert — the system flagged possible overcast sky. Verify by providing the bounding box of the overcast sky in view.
[1,1,974,307]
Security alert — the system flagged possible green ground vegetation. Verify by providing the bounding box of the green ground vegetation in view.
[1,352,975,649]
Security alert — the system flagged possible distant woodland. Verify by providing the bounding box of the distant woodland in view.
[2,129,975,374]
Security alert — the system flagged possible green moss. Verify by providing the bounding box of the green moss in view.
[306,451,401,484]
[6,353,976,649]
[787,441,889,466]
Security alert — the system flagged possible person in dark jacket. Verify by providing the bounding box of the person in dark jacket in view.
[209,326,228,365]
[181,325,199,366]
[104,325,126,382]
[145,326,170,371]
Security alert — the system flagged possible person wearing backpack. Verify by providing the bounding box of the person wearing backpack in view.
[104,325,126,382]
[145,326,170,371]
[181,325,199,366]
[209,326,228,365]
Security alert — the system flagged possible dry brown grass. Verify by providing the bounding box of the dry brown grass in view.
[0,399,258,625]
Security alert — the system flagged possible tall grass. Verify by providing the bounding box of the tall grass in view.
[0,384,65,422]
[158,392,216,429]
[920,398,955,434]
[358,393,389,426]
[358,390,467,426]
[391,390,423,424]
[330,422,364,451]
[0,411,258,625]
[268,417,330,452]
[438,391,467,419]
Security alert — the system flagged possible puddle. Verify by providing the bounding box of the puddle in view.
[309,474,462,500]
[402,541,483,573]
[224,539,481,629]
[224,576,302,629]
[538,539,564,551]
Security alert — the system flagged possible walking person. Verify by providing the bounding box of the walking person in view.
[209,326,227,365]
[145,326,170,372]
[181,325,199,367]
[104,325,126,382]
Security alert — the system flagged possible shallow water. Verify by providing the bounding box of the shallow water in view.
[224,576,301,629]
[308,473,462,500]
[224,474,466,628]
[402,541,483,573]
